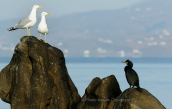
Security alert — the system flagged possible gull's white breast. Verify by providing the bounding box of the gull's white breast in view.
[37,23,49,34]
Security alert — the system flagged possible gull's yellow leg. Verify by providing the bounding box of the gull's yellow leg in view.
[27,28,28,36]
[38,34,41,40]
[28,29,31,36]
[28,28,30,36]
[44,33,47,43]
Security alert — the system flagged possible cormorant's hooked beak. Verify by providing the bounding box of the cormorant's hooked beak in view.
[121,61,128,64]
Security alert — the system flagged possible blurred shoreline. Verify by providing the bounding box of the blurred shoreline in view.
[1,56,172,63]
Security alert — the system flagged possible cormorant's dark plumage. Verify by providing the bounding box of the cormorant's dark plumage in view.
[123,59,142,92]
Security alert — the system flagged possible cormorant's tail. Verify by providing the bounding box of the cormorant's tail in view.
[7,27,17,31]
[137,85,142,92]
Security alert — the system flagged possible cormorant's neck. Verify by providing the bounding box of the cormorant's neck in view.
[127,65,133,68]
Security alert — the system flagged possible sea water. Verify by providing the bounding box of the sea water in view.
[0,58,172,109]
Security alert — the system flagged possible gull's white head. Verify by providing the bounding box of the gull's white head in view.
[33,5,42,9]
[41,12,50,16]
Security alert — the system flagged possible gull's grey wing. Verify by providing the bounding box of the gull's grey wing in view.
[14,18,31,29]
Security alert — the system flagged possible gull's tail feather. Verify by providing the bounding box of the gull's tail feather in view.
[7,27,17,31]
[137,85,142,92]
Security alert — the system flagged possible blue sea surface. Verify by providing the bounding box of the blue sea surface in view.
[0,57,172,109]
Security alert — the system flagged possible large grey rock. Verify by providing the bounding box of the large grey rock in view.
[77,75,166,109]
[108,88,166,109]
[77,75,122,109]
[0,36,81,109]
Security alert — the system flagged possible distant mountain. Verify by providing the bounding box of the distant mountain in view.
[1,0,172,57]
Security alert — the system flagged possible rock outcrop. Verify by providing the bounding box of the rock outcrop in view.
[108,88,166,109]
[77,75,122,109]
[0,36,81,109]
[0,36,166,109]
[77,75,166,109]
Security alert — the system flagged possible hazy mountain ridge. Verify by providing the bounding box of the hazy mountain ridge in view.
[0,0,172,57]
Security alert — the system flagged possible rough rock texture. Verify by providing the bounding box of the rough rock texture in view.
[77,75,122,109]
[108,88,166,109]
[0,36,81,109]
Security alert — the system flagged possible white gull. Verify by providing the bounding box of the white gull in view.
[7,5,42,36]
[37,12,50,43]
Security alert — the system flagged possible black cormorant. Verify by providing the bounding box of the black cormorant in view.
[122,59,142,92]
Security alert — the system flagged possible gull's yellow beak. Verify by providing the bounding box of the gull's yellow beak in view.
[47,13,50,15]
[38,6,42,8]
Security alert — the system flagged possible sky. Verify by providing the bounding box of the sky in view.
[0,0,145,20]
